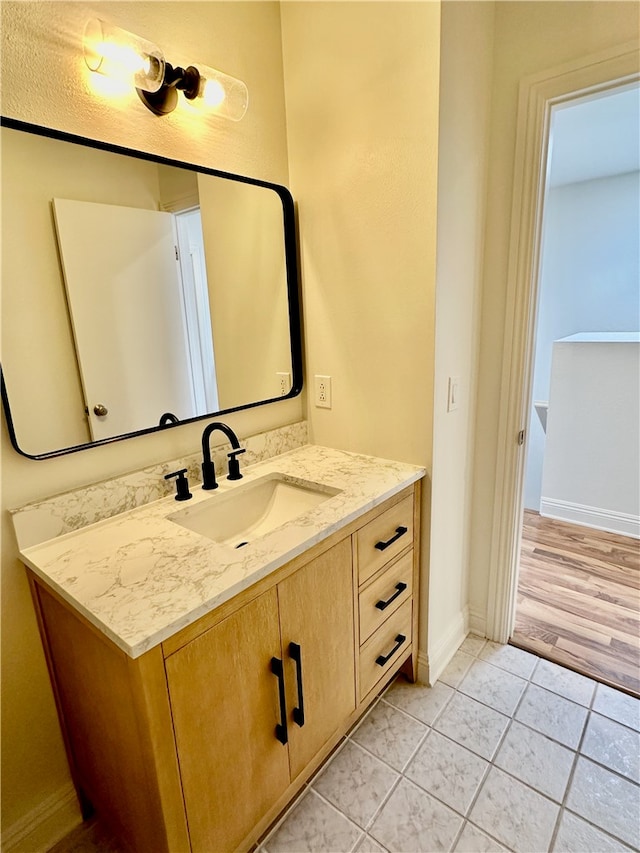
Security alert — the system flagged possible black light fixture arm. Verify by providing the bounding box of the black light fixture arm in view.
[137,62,202,116]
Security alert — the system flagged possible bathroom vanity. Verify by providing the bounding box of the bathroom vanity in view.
[19,445,423,852]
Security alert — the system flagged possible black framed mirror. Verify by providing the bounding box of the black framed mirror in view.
[0,117,303,459]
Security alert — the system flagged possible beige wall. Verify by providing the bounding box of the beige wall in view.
[199,177,290,408]
[468,1,640,631]
[281,1,441,665]
[281,2,440,466]
[429,1,494,676]
[1,2,300,842]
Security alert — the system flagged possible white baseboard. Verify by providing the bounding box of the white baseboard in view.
[467,607,487,639]
[540,497,640,539]
[423,607,469,686]
[416,649,430,684]
[2,783,81,853]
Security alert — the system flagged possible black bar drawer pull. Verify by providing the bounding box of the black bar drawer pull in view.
[271,657,288,745]
[289,642,305,727]
[375,634,407,667]
[375,582,408,611]
[374,526,408,552]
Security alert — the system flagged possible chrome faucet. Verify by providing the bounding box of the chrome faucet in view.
[201,421,246,490]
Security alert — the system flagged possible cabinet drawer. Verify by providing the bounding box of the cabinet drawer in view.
[359,552,413,644]
[359,600,412,700]
[356,494,414,585]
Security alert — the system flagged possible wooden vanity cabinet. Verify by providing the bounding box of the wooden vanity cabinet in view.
[165,538,355,853]
[28,483,420,853]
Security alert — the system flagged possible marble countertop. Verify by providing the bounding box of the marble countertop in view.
[21,445,424,658]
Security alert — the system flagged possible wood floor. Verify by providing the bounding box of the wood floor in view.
[512,510,640,697]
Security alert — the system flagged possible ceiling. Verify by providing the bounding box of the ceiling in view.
[548,84,640,187]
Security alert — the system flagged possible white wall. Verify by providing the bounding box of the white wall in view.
[541,336,640,535]
[467,0,640,636]
[429,2,494,678]
[1,2,300,845]
[524,171,640,509]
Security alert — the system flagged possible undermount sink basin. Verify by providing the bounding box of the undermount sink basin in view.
[168,473,341,548]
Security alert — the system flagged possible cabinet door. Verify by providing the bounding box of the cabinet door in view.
[165,588,290,853]
[278,538,355,779]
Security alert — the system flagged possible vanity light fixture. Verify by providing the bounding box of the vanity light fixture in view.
[83,18,249,121]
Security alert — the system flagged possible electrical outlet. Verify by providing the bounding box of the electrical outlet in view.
[314,375,332,409]
[276,372,291,397]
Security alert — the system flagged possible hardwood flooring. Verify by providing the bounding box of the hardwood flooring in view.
[512,510,640,697]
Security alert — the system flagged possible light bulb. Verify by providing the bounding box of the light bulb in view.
[83,19,165,93]
[190,65,248,122]
[202,79,226,109]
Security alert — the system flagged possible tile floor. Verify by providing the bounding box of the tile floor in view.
[259,636,640,853]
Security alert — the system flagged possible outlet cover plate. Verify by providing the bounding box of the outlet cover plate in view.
[314,375,332,408]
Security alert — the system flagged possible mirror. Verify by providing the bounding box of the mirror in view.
[0,118,302,459]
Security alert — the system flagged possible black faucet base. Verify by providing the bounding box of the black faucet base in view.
[201,460,218,490]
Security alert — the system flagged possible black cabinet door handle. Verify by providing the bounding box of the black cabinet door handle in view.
[374,526,408,551]
[289,642,305,727]
[375,634,407,667]
[271,657,288,745]
[375,582,408,611]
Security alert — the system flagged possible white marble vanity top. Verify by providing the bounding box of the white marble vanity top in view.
[21,445,424,658]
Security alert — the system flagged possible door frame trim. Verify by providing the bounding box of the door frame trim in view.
[486,40,640,643]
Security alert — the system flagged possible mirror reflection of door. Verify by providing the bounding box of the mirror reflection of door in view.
[174,208,219,415]
[53,198,210,440]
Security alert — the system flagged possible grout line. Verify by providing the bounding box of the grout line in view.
[549,702,596,853]
[363,774,403,836]
[264,645,639,853]
[304,786,366,837]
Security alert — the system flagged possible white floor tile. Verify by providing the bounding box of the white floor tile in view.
[439,650,475,688]
[515,684,588,748]
[593,684,640,731]
[581,712,640,784]
[369,778,463,853]
[383,678,454,725]
[469,767,559,853]
[312,740,399,829]
[454,822,509,852]
[353,835,388,853]
[478,641,537,679]
[434,692,509,760]
[494,720,575,802]
[531,658,596,707]
[459,634,487,657]
[553,811,634,852]
[566,756,640,849]
[405,729,489,814]
[351,700,428,771]
[459,659,527,716]
[264,789,362,853]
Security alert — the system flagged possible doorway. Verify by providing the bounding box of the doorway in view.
[510,85,640,696]
[485,44,640,695]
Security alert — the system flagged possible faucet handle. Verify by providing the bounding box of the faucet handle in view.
[227,448,246,481]
[164,468,192,501]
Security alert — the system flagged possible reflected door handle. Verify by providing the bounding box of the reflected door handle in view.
[93,404,108,416]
